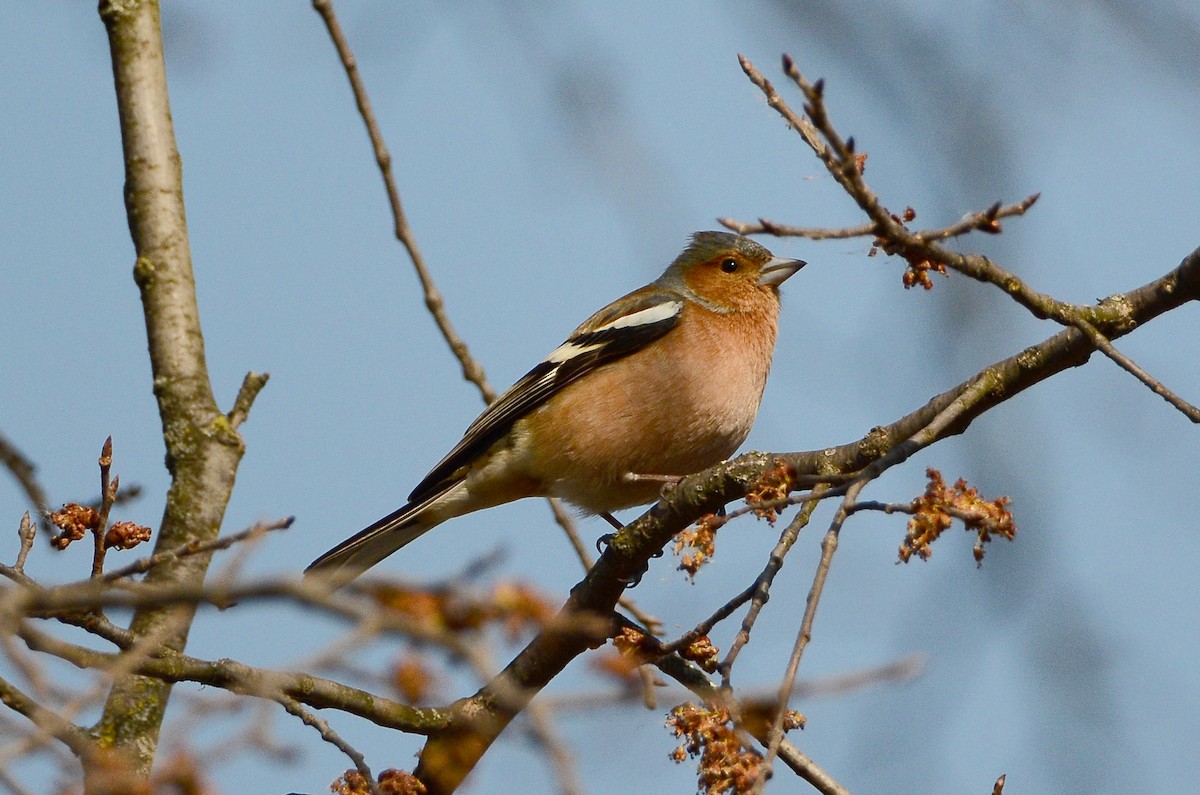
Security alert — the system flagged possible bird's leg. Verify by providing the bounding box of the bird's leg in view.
[621,472,684,486]
[597,508,663,561]
[623,471,686,501]
[594,496,661,587]
[594,511,626,554]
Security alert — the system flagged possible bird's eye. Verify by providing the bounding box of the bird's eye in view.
[720,258,739,273]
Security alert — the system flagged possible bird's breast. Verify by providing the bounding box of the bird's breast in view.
[526,306,778,513]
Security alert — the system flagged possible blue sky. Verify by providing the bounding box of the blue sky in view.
[3,2,1199,793]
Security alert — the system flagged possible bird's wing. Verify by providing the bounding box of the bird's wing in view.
[406,289,684,503]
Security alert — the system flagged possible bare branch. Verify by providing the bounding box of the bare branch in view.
[0,673,93,762]
[227,372,270,430]
[717,217,876,240]
[13,514,35,573]
[0,433,51,536]
[96,0,260,775]
[16,622,448,736]
[101,517,294,583]
[311,0,494,400]
[90,437,116,579]
[1064,315,1200,422]
[914,194,1041,242]
[715,496,821,686]
[736,54,1199,422]
[278,695,378,792]
[758,482,859,785]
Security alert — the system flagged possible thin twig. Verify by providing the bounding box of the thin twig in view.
[716,495,822,686]
[717,217,876,240]
[1069,315,1200,422]
[547,499,593,569]
[914,194,1041,242]
[849,499,1009,533]
[722,197,1038,242]
[279,695,380,795]
[101,517,294,582]
[0,433,50,536]
[525,703,587,795]
[0,673,94,761]
[311,0,493,400]
[699,483,846,533]
[739,54,1199,424]
[660,583,757,657]
[756,482,860,789]
[14,514,35,573]
[90,437,115,579]
[772,739,854,795]
[227,372,270,430]
[0,763,38,795]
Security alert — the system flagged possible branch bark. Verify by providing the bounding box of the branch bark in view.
[93,0,261,783]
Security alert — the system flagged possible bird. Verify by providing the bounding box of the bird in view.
[306,231,804,586]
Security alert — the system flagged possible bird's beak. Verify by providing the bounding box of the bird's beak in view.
[758,257,806,287]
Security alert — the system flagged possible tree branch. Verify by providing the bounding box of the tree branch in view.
[734,53,1199,423]
[311,0,494,401]
[0,433,50,536]
[0,673,94,763]
[16,622,448,737]
[95,0,262,778]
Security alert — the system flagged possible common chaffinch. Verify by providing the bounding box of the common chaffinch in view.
[307,231,804,585]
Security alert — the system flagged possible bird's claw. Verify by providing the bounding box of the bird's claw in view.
[620,559,652,588]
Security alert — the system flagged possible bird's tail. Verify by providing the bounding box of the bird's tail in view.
[304,485,454,588]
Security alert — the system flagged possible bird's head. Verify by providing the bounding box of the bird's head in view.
[659,231,805,313]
